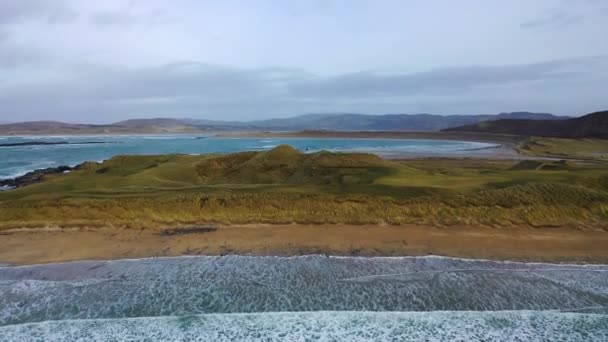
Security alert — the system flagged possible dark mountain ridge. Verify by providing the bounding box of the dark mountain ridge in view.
[445,111,608,139]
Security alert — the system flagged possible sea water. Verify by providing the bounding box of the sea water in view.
[0,255,606,341]
[0,135,498,180]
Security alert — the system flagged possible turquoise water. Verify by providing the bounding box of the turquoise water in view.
[0,256,607,341]
[0,135,497,180]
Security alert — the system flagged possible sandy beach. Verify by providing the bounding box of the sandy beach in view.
[1,224,607,265]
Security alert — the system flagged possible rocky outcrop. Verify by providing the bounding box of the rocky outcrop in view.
[0,165,74,188]
[0,141,111,147]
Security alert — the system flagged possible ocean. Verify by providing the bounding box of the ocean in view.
[0,255,606,341]
[0,135,498,180]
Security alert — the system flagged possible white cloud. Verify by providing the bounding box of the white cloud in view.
[0,0,606,122]
[0,55,606,122]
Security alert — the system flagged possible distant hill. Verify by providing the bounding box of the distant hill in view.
[0,112,567,135]
[112,118,203,133]
[188,112,565,131]
[0,119,203,135]
[0,121,110,135]
[113,118,195,129]
[445,111,608,139]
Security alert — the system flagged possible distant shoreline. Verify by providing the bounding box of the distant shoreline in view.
[0,129,522,142]
[1,224,607,266]
[216,130,524,143]
[217,130,526,159]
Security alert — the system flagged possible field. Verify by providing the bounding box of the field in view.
[2,143,608,231]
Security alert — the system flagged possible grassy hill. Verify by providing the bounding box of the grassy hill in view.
[1,145,608,230]
[445,111,608,138]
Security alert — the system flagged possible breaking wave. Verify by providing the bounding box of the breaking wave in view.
[0,310,606,342]
[1,255,607,327]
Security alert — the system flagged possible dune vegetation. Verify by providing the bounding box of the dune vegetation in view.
[518,137,608,160]
[1,144,608,230]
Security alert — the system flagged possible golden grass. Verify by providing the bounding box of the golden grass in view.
[2,145,608,230]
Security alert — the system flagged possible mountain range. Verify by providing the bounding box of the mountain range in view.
[0,112,565,135]
[187,112,565,131]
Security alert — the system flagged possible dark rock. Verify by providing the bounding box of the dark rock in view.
[160,227,218,236]
[0,141,113,148]
[0,165,74,188]
[0,141,69,147]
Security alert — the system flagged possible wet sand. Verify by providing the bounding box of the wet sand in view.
[1,224,607,265]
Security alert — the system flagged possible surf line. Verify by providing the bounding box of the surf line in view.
[556,305,608,313]
[337,268,608,282]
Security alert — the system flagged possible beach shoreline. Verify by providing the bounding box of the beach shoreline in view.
[1,224,607,266]
[215,130,523,142]
[214,130,540,160]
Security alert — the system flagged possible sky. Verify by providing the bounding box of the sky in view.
[0,0,607,123]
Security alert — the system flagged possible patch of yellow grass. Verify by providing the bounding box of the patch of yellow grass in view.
[2,145,608,230]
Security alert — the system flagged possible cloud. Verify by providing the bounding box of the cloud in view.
[288,58,592,99]
[0,0,76,26]
[521,0,608,29]
[0,55,606,122]
[90,10,135,27]
[520,11,582,29]
[0,62,307,121]
[0,45,43,68]
[0,0,76,67]
[89,7,175,28]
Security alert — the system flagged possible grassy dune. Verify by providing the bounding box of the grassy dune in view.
[1,145,608,230]
[518,137,608,160]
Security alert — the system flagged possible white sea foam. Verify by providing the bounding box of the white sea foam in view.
[0,310,606,342]
[0,162,57,180]
[1,255,607,327]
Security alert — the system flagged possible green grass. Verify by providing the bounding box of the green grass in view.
[518,137,608,160]
[1,144,608,230]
